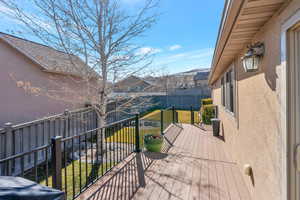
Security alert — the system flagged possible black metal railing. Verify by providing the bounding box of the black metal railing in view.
[0,106,201,200]
[58,116,137,199]
[190,106,201,125]
[0,115,137,200]
[161,106,175,133]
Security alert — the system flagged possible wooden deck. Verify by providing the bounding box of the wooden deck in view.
[78,124,251,200]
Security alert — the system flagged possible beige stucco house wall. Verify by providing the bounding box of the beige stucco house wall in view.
[0,33,97,127]
[209,1,300,200]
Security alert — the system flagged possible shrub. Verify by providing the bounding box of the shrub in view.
[201,104,216,125]
[201,98,213,106]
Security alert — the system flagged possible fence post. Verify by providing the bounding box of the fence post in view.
[4,122,13,175]
[134,113,140,153]
[191,106,194,125]
[63,109,70,138]
[51,136,62,190]
[172,106,175,124]
[160,110,164,135]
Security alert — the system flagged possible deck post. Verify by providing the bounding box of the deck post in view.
[160,110,164,135]
[172,106,175,124]
[51,136,63,190]
[191,106,194,124]
[135,113,141,153]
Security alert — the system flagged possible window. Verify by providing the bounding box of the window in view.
[221,66,235,114]
[221,77,225,106]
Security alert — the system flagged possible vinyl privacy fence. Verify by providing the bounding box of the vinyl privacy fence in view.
[0,107,98,175]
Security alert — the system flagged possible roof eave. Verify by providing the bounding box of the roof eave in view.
[209,0,286,85]
[209,0,245,85]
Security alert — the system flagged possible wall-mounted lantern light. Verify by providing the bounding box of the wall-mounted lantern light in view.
[241,42,264,72]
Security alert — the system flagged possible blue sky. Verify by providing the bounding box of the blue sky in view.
[123,0,225,73]
[0,0,224,73]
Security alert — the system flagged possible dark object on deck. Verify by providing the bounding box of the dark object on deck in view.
[0,176,64,200]
[211,118,220,137]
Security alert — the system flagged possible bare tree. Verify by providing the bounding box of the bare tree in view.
[1,0,159,126]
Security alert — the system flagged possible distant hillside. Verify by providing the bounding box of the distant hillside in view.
[143,67,211,96]
[114,68,211,96]
[173,68,210,77]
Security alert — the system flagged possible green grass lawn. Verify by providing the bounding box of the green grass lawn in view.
[177,110,200,124]
[141,110,161,120]
[105,127,160,148]
[26,161,113,200]
[24,109,200,200]
[141,109,200,124]
[106,109,200,145]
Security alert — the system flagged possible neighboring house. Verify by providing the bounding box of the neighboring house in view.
[0,32,99,127]
[113,75,155,93]
[209,1,300,200]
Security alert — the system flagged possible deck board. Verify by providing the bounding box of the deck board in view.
[77,124,251,200]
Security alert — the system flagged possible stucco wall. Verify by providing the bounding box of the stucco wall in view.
[211,1,300,200]
[0,39,90,127]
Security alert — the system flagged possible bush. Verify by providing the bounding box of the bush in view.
[201,98,213,106]
[201,104,216,125]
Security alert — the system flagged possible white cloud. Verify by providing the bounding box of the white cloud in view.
[0,3,53,30]
[153,48,214,69]
[169,44,182,51]
[136,47,162,55]
[0,4,14,16]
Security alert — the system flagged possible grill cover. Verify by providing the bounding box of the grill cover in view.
[0,176,64,200]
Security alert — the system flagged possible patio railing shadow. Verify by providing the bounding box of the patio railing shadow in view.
[85,124,184,200]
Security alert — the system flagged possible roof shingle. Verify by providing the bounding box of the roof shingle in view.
[0,32,95,77]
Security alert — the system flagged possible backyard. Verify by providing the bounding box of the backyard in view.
[23,109,200,200]
[106,109,200,144]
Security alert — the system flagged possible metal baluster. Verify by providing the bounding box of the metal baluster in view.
[90,131,94,183]
[95,129,99,178]
[105,127,108,173]
[117,123,120,162]
[72,138,75,198]
[100,128,104,176]
[120,123,123,160]
[161,110,164,135]
[85,134,88,186]
[110,127,112,169]
[113,126,115,167]
[64,141,67,196]
[126,121,129,156]
[131,121,134,152]
[79,135,82,192]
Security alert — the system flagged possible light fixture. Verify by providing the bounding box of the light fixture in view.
[241,42,264,72]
